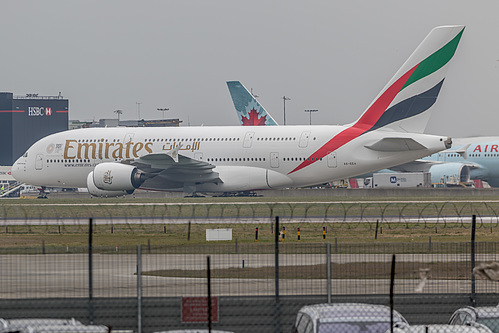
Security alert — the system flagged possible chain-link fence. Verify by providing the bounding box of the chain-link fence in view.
[2,217,499,333]
[3,241,499,298]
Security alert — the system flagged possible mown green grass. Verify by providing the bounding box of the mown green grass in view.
[0,221,496,250]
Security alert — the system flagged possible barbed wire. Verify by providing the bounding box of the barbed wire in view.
[0,201,498,230]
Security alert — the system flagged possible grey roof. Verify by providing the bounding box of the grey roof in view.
[393,324,492,333]
[0,318,108,333]
[473,307,499,318]
[298,303,407,323]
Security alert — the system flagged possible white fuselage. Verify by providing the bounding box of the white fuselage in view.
[423,138,499,187]
[12,125,449,193]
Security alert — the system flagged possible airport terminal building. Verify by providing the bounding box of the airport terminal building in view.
[0,92,69,166]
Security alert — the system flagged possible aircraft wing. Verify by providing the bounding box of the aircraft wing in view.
[123,153,221,190]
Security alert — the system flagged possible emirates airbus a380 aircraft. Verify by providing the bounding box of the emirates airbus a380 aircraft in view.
[12,25,464,197]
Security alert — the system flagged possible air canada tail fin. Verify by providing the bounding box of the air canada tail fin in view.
[352,25,464,134]
[227,81,278,126]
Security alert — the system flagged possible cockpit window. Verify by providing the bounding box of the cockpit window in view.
[23,152,28,158]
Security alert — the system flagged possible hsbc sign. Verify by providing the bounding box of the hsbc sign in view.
[28,107,52,117]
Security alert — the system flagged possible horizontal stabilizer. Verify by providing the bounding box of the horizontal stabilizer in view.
[454,144,470,159]
[365,137,427,152]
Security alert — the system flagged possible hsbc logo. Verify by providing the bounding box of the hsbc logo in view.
[28,107,52,117]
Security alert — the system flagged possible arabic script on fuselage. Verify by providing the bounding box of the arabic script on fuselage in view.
[63,139,201,160]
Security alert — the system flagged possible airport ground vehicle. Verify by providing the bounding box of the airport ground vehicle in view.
[0,318,110,333]
[449,306,499,333]
[392,323,492,333]
[291,303,408,333]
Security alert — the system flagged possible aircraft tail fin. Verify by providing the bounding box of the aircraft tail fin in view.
[227,81,278,126]
[353,25,464,134]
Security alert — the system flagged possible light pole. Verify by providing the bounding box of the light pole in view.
[304,109,318,125]
[136,102,142,119]
[157,108,169,119]
[282,96,291,125]
[113,109,123,121]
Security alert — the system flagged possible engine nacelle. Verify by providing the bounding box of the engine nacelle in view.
[86,172,134,197]
[93,163,145,191]
[429,163,470,185]
[196,166,293,192]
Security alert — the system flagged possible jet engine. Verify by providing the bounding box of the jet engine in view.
[86,163,145,197]
[429,163,470,185]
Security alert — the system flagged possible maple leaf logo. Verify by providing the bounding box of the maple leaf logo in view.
[241,108,267,126]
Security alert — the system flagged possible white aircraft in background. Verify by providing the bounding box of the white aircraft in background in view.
[12,25,464,196]
[389,137,499,186]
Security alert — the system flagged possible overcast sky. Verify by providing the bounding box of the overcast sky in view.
[1,1,498,138]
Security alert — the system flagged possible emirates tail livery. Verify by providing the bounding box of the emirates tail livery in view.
[12,26,464,197]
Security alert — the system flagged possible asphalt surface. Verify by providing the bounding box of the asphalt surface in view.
[2,253,498,298]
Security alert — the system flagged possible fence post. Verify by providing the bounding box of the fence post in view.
[187,221,191,241]
[88,218,94,324]
[390,254,396,333]
[326,242,331,303]
[207,256,212,333]
[470,214,476,306]
[274,216,281,333]
[137,245,142,333]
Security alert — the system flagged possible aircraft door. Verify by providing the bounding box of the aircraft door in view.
[299,131,311,148]
[243,132,255,148]
[194,152,203,161]
[270,152,279,168]
[327,152,337,168]
[35,154,44,170]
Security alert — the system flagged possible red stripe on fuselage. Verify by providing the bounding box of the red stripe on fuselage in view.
[289,63,419,174]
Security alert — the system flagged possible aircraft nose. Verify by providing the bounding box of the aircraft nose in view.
[11,157,26,182]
